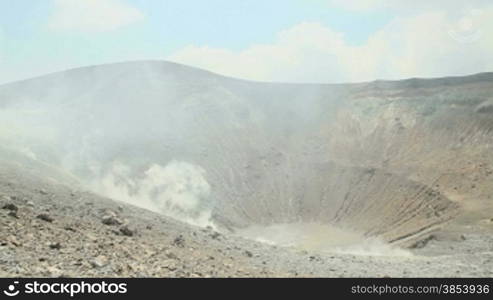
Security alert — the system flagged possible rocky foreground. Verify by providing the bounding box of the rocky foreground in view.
[1,164,493,278]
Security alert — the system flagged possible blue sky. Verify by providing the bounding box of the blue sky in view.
[0,0,492,83]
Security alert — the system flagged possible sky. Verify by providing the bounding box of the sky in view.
[0,0,492,84]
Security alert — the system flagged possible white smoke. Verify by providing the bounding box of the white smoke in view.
[92,160,214,228]
[237,222,412,257]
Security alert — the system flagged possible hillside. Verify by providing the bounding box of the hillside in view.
[1,61,492,277]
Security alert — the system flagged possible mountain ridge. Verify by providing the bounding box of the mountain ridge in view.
[2,59,493,88]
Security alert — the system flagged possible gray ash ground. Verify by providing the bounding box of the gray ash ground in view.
[1,166,492,278]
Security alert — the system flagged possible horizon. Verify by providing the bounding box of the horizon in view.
[1,59,493,87]
[1,0,492,84]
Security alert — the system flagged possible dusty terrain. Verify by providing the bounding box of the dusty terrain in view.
[1,61,493,277]
[1,161,492,278]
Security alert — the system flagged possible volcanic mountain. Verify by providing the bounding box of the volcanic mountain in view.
[1,61,492,249]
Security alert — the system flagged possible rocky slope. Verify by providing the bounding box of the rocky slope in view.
[1,61,493,277]
[1,161,492,278]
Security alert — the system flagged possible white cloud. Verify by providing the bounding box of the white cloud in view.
[48,0,144,32]
[329,0,387,11]
[168,6,493,83]
[329,0,491,13]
